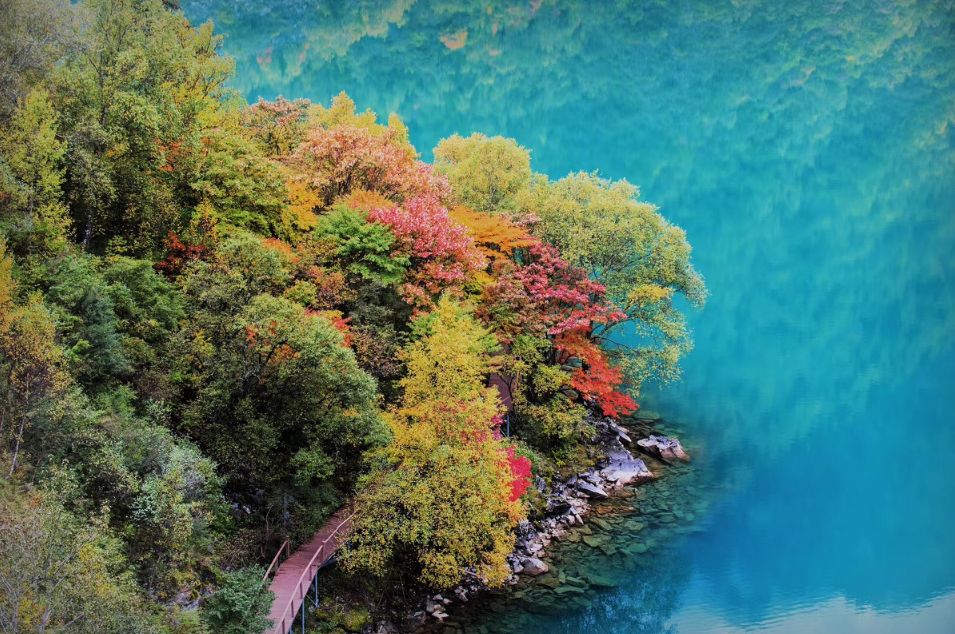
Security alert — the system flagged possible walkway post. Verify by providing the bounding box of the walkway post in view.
[313,573,319,607]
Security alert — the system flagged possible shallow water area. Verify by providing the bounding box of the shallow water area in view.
[425,418,716,633]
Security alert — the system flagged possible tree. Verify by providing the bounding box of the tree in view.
[478,239,623,343]
[516,172,706,391]
[448,205,535,264]
[306,92,412,152]
[187,112,287,236]
[500,334,589,447]
[17,384,229,599]
[368,195,485,310]
[127,433,225,597]
[433,133,532,213]
[343,298,523,590]
[0,88,71,254]
[0,485,162,633]
[243,97,311,157]
[52,0,234,252]
[0,0,77,119]
[171,286,387,538]
[0,244,69,476]
[287,123,448,211]
[555,328,637,418]
[30,254,130,390]
[313,205,409,286]
[155,231,208,278]
[201,567,272,634]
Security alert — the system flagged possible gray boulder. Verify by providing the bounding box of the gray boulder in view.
[637,435,690,461]
[601,448,654,486]
[521,557,550,576]
[576,481,609,499]
[546,496,571,515]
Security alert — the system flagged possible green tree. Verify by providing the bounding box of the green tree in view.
[201,567,272,634]
[517,172,707,391]
[0,243,70,477]
[171,281,387,537]
[51,0,235,253]
[0,485,163,633]
[187,112,287,236]
[32,254,130,390]
[313,205,409,286]
[433,133,532,213]
[29,388,228,599]
[0,0,76,118]
[126,425,225,597]
[101,255,185,384]
[503,335,588,448]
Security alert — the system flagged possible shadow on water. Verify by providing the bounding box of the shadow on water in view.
[181,0,955,630]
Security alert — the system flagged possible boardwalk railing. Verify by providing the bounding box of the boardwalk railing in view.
[267,510,355,634]
[261,539,290,585]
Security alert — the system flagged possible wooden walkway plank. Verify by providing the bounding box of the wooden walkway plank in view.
[264,506,355,634]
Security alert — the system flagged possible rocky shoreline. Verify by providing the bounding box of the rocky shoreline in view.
[412,415,689,627]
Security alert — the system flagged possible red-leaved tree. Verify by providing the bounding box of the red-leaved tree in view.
[368,195,486,309]
[288,125,450,208]
[479,239,624,342]
[154,232,206,277]
[555,329,637,418]
[504,446,533,502]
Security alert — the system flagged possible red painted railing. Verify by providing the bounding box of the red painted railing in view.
[261,539,290,585]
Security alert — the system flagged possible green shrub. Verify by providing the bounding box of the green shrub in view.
[201,567,273,634]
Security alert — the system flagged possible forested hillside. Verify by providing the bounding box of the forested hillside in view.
[0,1,703,631]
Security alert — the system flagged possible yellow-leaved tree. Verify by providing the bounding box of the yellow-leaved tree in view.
[342,297,524,590]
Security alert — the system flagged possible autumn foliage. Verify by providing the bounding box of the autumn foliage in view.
[555,329,637,418]
[154,231,207,276]
[368,195,485,309]
[288,124,449,209]
[448,205,536,261]
[344,299,523,589]
[504,446,533,502]
[0,44,706,615]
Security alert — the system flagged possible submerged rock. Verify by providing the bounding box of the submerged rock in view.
[637,435,690,461]
[553,585,585,595]
[538,576,561,588]
[582,535,604,548]
[586,573,617,588]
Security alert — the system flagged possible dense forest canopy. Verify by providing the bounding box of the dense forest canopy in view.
[0,0,703,631]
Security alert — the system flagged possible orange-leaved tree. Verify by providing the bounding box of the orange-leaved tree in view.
[448,205,536,263]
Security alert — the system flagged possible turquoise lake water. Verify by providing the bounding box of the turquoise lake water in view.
[182,1,955,631]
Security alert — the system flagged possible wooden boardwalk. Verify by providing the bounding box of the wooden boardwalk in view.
[263,506,355,634]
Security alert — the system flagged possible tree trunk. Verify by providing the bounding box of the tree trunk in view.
[8,413,26,477]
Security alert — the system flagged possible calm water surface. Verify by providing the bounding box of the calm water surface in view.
[183,1,955,631]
